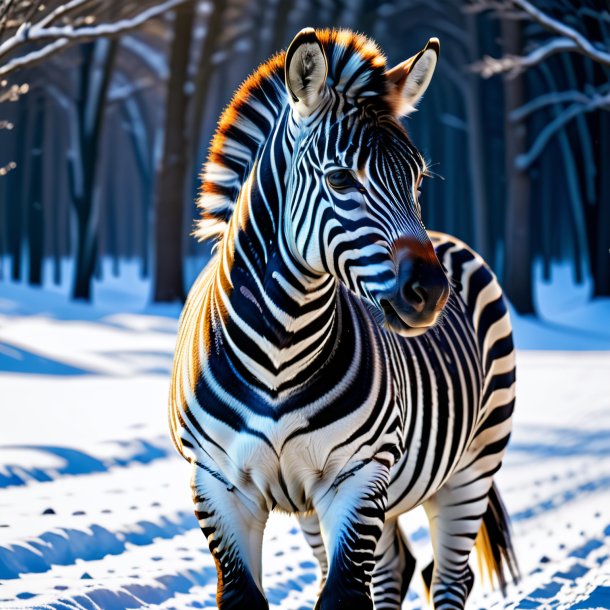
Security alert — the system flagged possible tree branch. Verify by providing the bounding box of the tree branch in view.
[516,92,610,170]
[35,0,100,29]
[0,0,190,79]
[510,87,610,122]
[470,0,610,77]
[511,0,610,67]
[473,37,582,77]
[0,79,28,101]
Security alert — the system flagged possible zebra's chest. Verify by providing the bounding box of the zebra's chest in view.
[214,420,364,512]
[194,336,405,511]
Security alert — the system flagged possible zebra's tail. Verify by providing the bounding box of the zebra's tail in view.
[474,481,520,595]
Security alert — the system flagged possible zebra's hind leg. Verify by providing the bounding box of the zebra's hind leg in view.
[371,518,417,610]
[314,458,391,610]
[191,463,269,609]
[423,469,495,610]
[297,511,328,589]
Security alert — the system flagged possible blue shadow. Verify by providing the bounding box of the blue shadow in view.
[0,342,93,375]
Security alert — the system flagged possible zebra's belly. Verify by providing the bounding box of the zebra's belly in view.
[385,446,464,518]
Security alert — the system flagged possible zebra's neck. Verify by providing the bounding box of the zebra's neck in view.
[208,114,340,393]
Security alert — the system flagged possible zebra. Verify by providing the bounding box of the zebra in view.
[169,27,518,610]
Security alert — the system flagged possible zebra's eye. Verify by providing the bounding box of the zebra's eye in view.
[327,169,356,191]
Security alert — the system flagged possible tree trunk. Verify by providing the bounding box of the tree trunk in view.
[465,12,489,261]
[539,64,589,286]
[120,93,153,279]
[104,124,120,277]
[50,103,63,286]
[27,95,45,286]
[8,100,28,281]
[594,109,610,296]
[501,18,534,314]
[153,1,195,302]
[187,0,224,171]
[268,0,295,59]
[71,39,118,301]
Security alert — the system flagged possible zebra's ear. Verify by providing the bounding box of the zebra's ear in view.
[386,38,439,117]
[285,28,328,118]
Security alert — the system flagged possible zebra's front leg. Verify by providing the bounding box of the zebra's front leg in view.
[191,463,269,609]
[423,469,494,610]
[314,458,391,610]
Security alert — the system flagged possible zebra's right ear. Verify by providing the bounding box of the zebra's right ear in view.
[285,28,328,118]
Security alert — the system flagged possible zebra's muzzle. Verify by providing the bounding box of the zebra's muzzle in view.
[378,238,450,336]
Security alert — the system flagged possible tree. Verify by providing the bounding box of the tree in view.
[68,39,118,300]
[0,0,192,80]
[500,16,534,314]
[26,92,45,285]
[0,0,192,296]
[153,1,196,302]
[470,0,610,299]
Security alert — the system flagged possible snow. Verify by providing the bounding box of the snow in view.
[1,261,610,609]
[510,262,610,350]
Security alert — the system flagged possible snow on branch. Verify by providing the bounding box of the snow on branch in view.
[470,0,610,77]
[0,79,28,102]
[474,38,581,78]
[0,160,17,176]
[0,0,191,79]
[511,0,610,67]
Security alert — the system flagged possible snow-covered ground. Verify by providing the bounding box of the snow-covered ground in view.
[1,261,610,609]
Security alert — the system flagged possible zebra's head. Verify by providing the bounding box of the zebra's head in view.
[283,29,450,337]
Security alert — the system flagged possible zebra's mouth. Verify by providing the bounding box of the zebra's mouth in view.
[379,298,437,337]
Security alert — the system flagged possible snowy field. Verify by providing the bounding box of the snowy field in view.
[1,261,610,609]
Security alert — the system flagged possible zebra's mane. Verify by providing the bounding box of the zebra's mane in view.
[195,29,391,244]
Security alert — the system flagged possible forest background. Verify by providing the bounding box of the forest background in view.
[0,0,609,315]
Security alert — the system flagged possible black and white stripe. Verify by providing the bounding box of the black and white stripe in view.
[169,28,517,610]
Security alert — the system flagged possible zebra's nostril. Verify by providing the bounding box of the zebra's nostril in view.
[414,282,428,304]
[402,281,426,311]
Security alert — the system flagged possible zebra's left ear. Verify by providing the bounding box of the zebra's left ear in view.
[285,28,328,118]
[386,38,439,117]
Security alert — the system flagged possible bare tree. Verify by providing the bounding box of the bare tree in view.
[0,2,188,181]
[470,0,610,171]
[0,0,191,79]
[471,0,610,77]
[500,16,534,314]
[1,0,188,297]
[68,39,118,300]
[153,1,195,302]
[470,0,610,301]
